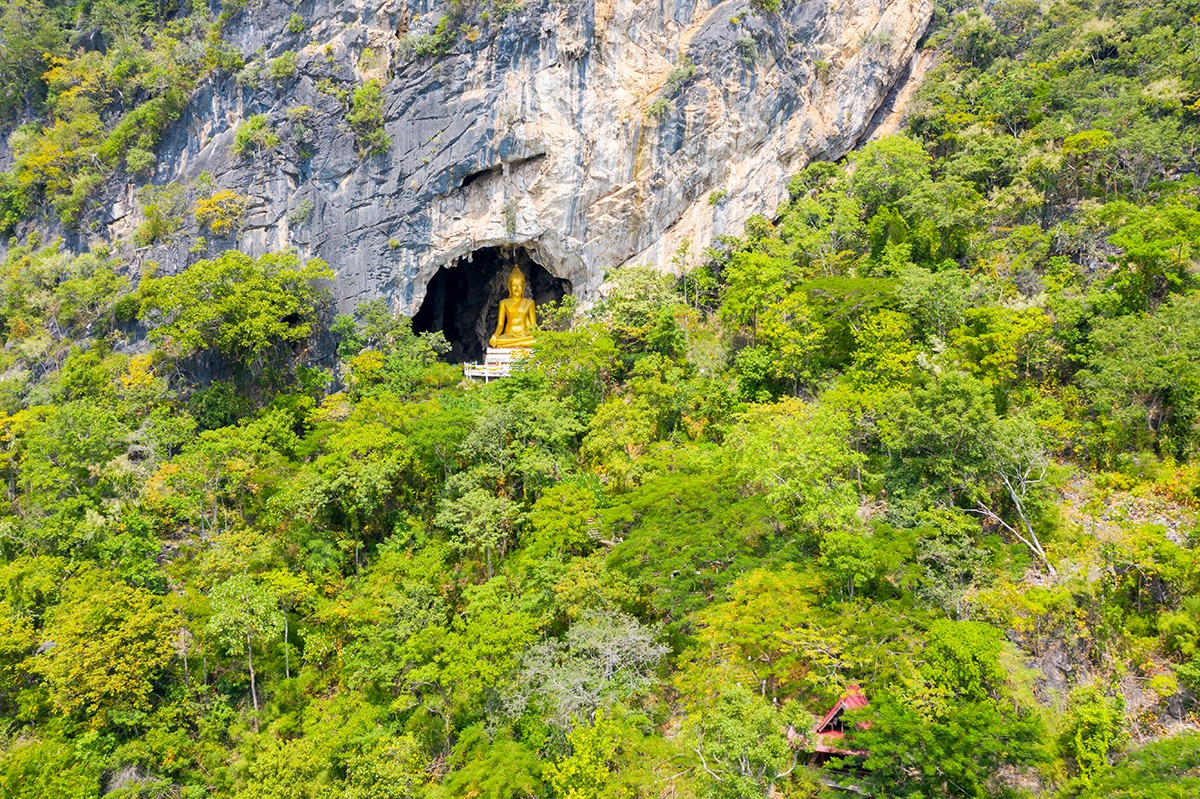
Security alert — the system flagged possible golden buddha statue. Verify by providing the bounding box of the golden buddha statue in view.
[488,266,537,348]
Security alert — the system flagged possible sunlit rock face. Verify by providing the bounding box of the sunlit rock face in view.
[108,0,933,312]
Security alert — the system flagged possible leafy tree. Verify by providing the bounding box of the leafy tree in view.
[719,251,790,342]
[0,604,33,715]
[343,734,429,799]
[138,250,333,364]
[844,617,1045,795]
[921,619,1006,701]
[0,737,102,799]
[545,709,629,799]
[530,326,620,415]
[1077,731,1200,799]
[206,574,283,720]
[35,576,175,724]
[599,265,684,357]
[848,135,932,217]
[146,408,296,536]
[399,578,541,746]
[847,689,1044,798]
[457,379,583,499]
[819,530,879,601]
[275,403,417,559]
[1059,684,1126,787]
[428,724,544,799]
[0,1,63,118]
[912,509,992,619]
[849,308,919,388]
[510,610,667,727]
[949,305,1053,387]
[1080,291,1200,458]
[878,372,998,516]
[686,684,800,799]
[193,189,249,236]
[232,114,280,156]
[727,397,863,534]
[435,478,522,577]
[686,568,844,701]
[524,480,602,561]
[604,453,779,623]
[753,289,825,392]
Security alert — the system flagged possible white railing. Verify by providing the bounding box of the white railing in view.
[463,348,524,381]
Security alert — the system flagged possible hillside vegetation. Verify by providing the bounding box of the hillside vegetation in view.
[0,0,1199,797]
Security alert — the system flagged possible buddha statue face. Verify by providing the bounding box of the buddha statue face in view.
[507,266,526,299]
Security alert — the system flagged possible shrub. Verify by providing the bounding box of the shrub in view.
[736,37,758,66]
[232,114,280,156]
[408,16,456,58]
[268,51,298,81]
[125,147,156,175]
[285,13,305,34]
[113,294,141,324]
[646,98,672,119]
[194,190,248,236]
[663,58,696,95]
[347,80,390,156]
[0,171,29,234]
[287,198,315,226]
[750,0,781,11]
[57,172,104,227]
[235,61,262,87]
[134,183,188,247]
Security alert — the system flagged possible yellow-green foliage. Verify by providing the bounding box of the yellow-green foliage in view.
[0,8,235,228]
[34,573,175,723]
[193,189,248,236]
[138,249,333,358]
[231,114,280,156]
[0,2,1195,798]
[134,183,188,246]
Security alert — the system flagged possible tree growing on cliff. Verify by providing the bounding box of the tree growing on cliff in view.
[347,80,390,156]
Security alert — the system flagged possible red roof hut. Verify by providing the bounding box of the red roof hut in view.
[811,684,869,759]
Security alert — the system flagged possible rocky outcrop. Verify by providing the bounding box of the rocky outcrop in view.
[109,0,933,312]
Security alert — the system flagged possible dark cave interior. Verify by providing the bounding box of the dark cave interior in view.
[411,246,572,363]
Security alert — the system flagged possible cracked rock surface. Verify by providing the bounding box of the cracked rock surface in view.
[102,0,933,312]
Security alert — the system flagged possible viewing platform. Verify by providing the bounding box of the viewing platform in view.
[463,348,526,381]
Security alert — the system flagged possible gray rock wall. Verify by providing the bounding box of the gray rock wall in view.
[109,0,933,312]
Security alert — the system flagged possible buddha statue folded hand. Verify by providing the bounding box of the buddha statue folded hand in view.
[489,266,537,348]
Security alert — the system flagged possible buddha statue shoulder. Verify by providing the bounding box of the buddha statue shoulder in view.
[489,266,537,348]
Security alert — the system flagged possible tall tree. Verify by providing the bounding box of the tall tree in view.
[207,574,282,725]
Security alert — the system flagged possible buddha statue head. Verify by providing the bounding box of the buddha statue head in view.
[507,265,526,299]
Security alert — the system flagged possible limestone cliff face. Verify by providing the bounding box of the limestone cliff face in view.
[111,0,933,311]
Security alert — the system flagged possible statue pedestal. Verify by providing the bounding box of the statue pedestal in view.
[463,347,530,381]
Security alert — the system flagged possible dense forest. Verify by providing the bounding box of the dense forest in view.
[0,0,1198,796]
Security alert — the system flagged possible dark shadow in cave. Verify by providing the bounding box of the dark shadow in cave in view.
[412,246,572,363]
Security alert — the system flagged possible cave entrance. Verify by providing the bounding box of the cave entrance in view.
[412,246,572,363]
